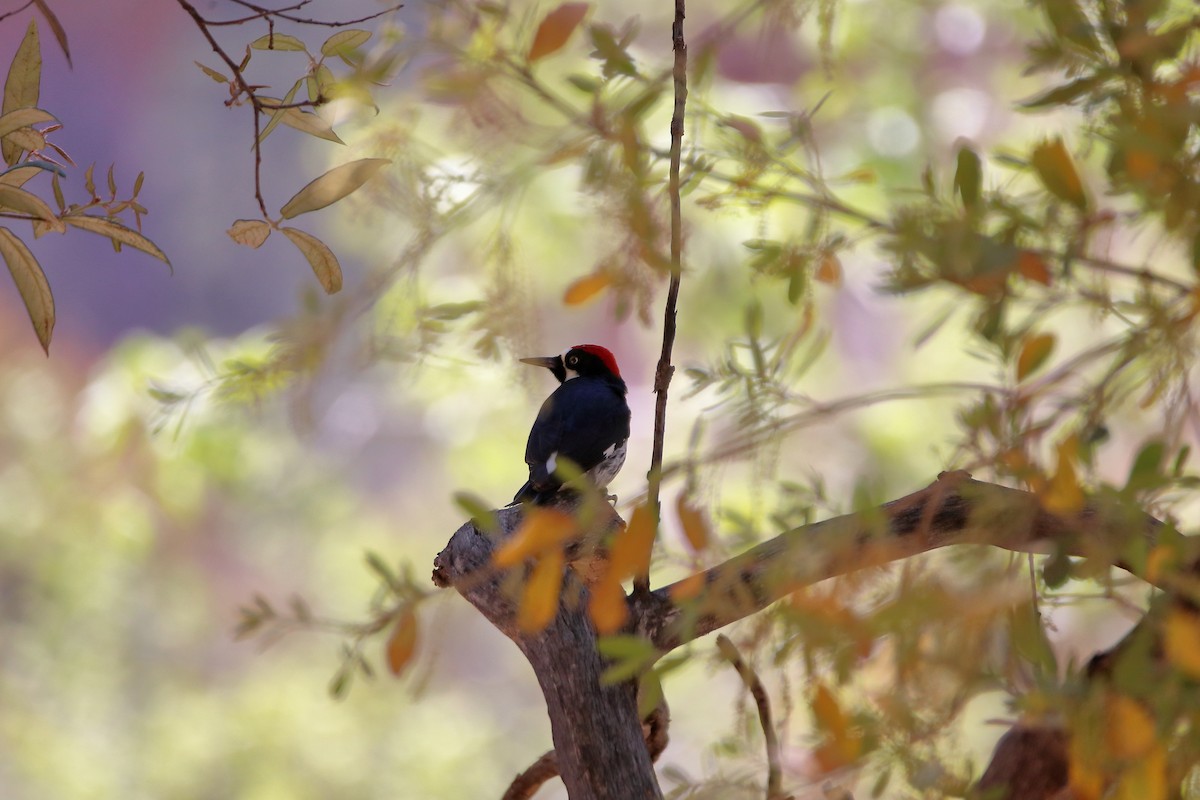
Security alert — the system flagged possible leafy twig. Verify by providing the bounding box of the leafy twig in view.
[717,635,789,800]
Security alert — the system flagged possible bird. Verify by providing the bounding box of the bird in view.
[512,344,631,505]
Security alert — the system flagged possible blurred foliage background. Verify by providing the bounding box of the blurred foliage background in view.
[2,0,1199,797]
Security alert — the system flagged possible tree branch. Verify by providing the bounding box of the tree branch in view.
[630,470,1168,653]
[717,635,790,800]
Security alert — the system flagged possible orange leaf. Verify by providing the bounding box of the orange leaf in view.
[493,508,577,567]
[608,502,656,582]
[563,271,610,305]
[1164,608,1200,679]
[1031,137,1088,210]
[1106,694,1156,759]
[1017,332,1055,381]
[815,253,842,286]
[1113,743,1167,800]
[386,607,418,676]
[668,571,706,601]
[1017,250,1052,285]
[528,3,590,62]
[811,683,862,771]
[675,493,711,551]
[518,549,565,633]
[588,574,629,634]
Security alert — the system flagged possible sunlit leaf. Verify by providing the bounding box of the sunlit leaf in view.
[608,502,656,583]
[226,219,272,249]
[1165,608,1200,679]
[493,508,577,567]
[250,33,307,52]
[588,576,628,634]
[2,20,40,166]
[320,29,371,58]
[1042,435,1084,514]
[1031,137,1088,210]
[64,214,170,265]
[279,157,391,219]
[32,0,70,67]
[675,493,710,551]
[953,144,982,211]
[0,226,53,354]
[529,3,590,62]
[517,549,564,633]
[0,107,53,140]
[257,81,301,146]
[385,607,418,676]
[280,227,342,294]
[563,272,610,305]
[279,107,344,144]
[194,61,227,83]
[0,183,61,230]
[1017,332,1055,381]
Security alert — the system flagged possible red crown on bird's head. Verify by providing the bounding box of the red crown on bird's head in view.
[572,344,621,378]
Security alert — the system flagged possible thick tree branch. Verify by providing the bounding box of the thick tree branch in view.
[630,471,1168,653]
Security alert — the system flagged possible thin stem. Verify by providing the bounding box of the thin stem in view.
[717,635,786,800]
[641,0,688,596]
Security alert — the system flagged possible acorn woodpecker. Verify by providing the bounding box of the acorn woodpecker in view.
[512,344,631,505]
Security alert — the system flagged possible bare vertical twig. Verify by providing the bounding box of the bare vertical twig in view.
[717,635,790,800]
[641,0,688,595]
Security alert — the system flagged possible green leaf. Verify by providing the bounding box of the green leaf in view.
[953,144,982,211]
[250,33,307,52]
[3,126,43,153]
[1125,440,1166,493]
[597,634,657,684]
[453,491,499,535]
[320,29,371,57]
[64,214,171,266]
[1009,603,1057,676]
[1030,137,1088,210]
[0,226,53,354]
[1018,76,1101,109]
[0,107,54,139]
[0,183,62,230]
[1040,0,1100,53]
[278,157,390,219]
[194,61,228,84]
[32,0,70,67]
[226,218,272,249]
[256,80,302,146]
[2,20,40,166]
[280,227,342,294]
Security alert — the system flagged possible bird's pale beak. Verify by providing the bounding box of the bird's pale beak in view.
[519,356,562,370]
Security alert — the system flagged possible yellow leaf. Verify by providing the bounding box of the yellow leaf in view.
[528,3,590,62]
[386,607,418,676]
[1113,744,1167,800]
[250,33,306,51]
[1017,332,1056,381]
[2,20,40,166]
[0,106,54,140]
[1031,137,1088,211]
[280,227,343,294]
[0,226,53,354]
[320,29,371,58]
[279,108,344,145]
[195,61,227,83]
[32,0,70,68]
[1106,694,1156,759]
[1042,435,1084,514]
[587,574,628,634]
[1164,608,1200,679]
[1068,739,1105,800]
[279,158,391,219]
[0,183,61,230]
[608,502,656,583]
[563,272,610,305]
[64,214,170,265]
[256,81,302,146]
[227,219,272,249]
[493,508,577,567]
[675,493,711,551]
[518,549,565,633]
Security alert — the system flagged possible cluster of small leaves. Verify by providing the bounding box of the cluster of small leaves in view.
[180,0,401,293]
[234,550,428,699]
[0,17,169,354]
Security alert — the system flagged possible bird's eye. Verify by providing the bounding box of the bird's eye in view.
[568,356,578,366]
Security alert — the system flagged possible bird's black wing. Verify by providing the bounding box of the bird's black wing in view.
[523,378,630,493]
